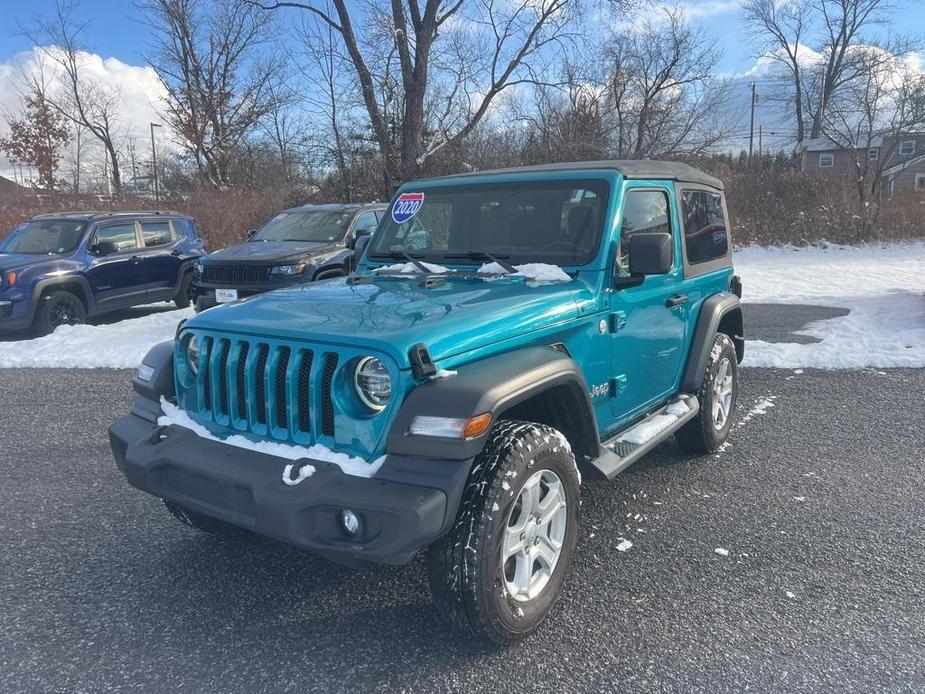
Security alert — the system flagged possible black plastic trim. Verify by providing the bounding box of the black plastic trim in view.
[681,293,744,392]
[133,340,176,401]
[388,346,599,461]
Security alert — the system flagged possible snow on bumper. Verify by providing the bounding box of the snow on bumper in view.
[108,409,469,566]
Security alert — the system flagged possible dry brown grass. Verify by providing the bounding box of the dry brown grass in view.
[1,172,922,251]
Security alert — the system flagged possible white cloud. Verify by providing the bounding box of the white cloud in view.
[0,47,170,185]
[626,0,739,28]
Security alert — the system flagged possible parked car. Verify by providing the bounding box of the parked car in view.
[192,203,387,312]
[109,161,744,643]
[0,211,205,335]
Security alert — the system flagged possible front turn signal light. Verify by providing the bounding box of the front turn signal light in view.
[409,413,492,440]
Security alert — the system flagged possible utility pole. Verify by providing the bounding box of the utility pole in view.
[759,125,763,161]
[748,82,757,164]
[150,122,162,203]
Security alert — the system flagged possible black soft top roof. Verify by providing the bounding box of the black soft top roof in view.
[428,160,723,190]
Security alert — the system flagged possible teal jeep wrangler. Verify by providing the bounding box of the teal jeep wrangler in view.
[109,160,744,643]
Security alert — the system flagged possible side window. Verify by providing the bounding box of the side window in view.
[93,223,139,255]
[619,190,671,273]
[140,221,173,247]
[680,190,729,264]
[354,211,379,234]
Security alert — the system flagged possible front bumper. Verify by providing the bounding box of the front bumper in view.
[108,403,471,566]
[0,295,34,333]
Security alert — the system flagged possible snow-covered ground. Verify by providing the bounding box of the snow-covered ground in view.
[0,306,193,368]
[0,242,922,370]
[736,243,925,368]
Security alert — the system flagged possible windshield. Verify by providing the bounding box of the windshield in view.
[0,219,87,255]
[252,209,354,243]
[367,180,609,267]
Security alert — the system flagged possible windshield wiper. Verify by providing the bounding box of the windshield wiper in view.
[370,250,432,274]
[442,251,517,274]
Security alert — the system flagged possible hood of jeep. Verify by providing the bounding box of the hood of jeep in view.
[187,275,585,367]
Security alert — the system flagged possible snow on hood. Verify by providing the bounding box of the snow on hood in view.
[478,262,572,283]
[374,261,451,274]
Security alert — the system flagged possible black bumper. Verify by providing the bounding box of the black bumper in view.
[108,405,472,566]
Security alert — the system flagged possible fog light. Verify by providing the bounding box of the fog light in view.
[340,509,360,536]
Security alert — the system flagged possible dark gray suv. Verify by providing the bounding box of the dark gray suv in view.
[192,203,386,312]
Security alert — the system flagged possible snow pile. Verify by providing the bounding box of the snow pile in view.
[158,398,385,479]
[736,243,925,368]
[478,262,572,283]
[0,306,193,369]
[617,398,690,445]
[374,261,450,274]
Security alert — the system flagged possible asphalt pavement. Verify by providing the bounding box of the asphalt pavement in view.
[0,310,923,692]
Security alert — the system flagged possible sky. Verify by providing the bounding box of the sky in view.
[3,0,923,76]
[0,0,923,181]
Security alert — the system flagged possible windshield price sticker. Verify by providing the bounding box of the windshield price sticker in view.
[391,192,425,224]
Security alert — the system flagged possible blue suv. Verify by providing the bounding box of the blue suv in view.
[0,211,206,335]
[109,161,744,643]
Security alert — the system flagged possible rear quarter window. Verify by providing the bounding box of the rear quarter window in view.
[680,190,729,264]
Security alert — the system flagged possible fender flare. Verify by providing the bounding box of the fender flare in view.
[27,276,97,319]
[387,346,599,461]
[132,340,176,402]
[681,292,744,392]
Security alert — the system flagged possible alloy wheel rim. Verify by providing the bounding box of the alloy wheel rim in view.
[501,469,568,602]
[51,299,79,327]
[711,357,734,429]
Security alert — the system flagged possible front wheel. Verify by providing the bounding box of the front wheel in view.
[675,332,738,454]
[173,272,194,309]
[427,421,580,643]
[34,290,87,335]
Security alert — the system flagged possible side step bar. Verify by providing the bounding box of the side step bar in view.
[588,395,700,480]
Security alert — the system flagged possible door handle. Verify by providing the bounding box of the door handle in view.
[665,294,688,307]
[170,250,182,257]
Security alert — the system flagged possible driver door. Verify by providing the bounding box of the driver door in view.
[85,221,147,309]
[609,184,689,424]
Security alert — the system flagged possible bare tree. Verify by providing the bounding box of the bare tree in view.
[807,0,893,138]
[23,0,125,193]
[141,0,283,188]
[602,8,731,159]
[250,0,598,193]
[297,7,358,199]
[741,0,812,143]
[818,47,925,235]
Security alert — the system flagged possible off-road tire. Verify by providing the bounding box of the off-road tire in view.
[34,289,87,335]
[163,499,244,536]
[173,271,194,309]
[676,332,738,454]
[427,420,580,643]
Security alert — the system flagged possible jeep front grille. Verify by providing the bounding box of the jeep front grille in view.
[193,336,339,443]
[201,264,272,285]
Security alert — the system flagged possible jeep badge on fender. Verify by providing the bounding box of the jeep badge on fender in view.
[108,160,743,644]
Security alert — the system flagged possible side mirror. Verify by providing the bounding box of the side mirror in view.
[349,227,372,250]
[353,234,371,266]
[627,232,672,276]
[245,228,257,239]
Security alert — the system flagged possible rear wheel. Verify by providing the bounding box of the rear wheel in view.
[34,290,87,335]
[163,499,244,536]
[676,332,738,454]
[427,421,580,643]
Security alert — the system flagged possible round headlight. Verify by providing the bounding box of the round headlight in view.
[186,335,201,375]
[354,357,391,411]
